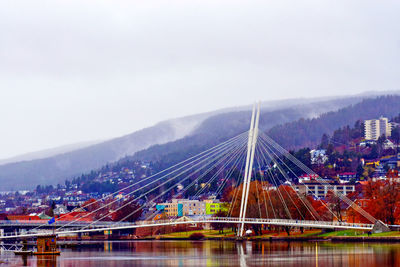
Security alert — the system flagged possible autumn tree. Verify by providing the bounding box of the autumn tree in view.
[326,191,344,222]
[228,181,271,235]
[83,198,101,212]
[113,199,143,222]
[363,180,400,225]
[211,210,228,233]
[226,180,333,235]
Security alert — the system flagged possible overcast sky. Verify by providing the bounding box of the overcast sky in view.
[0,0,399,159]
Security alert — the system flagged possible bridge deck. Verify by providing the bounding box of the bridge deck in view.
[0,217,374,239]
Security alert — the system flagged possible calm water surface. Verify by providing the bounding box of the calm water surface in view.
[2,240,400,267]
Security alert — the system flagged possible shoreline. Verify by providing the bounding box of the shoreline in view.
[56,235,400,243]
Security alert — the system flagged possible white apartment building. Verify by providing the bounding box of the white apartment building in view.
[176,199,206,216]
[364,116,392,140]
[294,182,355,199]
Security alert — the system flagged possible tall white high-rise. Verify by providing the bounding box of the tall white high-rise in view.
[364,116,392,140]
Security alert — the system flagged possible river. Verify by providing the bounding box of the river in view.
[1,240,400,266]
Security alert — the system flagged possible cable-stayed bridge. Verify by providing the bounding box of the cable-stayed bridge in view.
[0,103,389,240]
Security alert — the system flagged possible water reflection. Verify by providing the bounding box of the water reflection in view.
[5,240,400,266]
[36,255,58,267]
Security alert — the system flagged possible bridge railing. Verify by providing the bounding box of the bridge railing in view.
[211,217,373,228]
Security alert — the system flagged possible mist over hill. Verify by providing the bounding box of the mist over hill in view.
[0,141,102,166]
[130,95,400,168]
[0,93,397,190]
[0,115,208,190]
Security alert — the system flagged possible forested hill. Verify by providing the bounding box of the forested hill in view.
[2,94,397,190]
[129,95,400,171]
[0,94,364,190]
[267,95,400,150]
[41,95,400,194]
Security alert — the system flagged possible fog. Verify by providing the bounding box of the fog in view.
[0,0,399,159]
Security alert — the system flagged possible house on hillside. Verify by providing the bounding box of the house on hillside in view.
[379,155,399,170]
[359,140,377,147]
[383,139,396,150]
[337,172,357,182]
[310,149,328,165]
[54,205,68,215]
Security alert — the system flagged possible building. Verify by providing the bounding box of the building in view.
[204,199,224,215]
[364,116,392,140]
[310,149,328,165]
[383,139,396,150]
[337,172,357,182]
[359,140,377,147]
[54,205,68,216]
[294,181,355,199]
[156,199,223,217]
[156,199,201,217]
[298,174,320,183]
[379,155,400,170]
[178,199,206,216]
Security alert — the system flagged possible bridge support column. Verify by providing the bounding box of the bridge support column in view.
[238,102,260,237]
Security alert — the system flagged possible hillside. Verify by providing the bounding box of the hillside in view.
[0,95,367,190]
[267,95,400,150]
[0,116,206,190]
[131,95,400,170]
[0,140,101,166]
[0,93,396,191]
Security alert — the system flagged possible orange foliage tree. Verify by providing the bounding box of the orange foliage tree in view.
[225,180,332,234]
[362,179,400,225]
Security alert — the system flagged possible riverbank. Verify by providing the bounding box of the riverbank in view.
[136,229,400,242]
[54,229,400,243]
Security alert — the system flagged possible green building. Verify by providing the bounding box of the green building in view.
[205,202,226,215]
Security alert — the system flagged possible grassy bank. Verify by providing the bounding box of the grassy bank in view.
[145,229,400,241]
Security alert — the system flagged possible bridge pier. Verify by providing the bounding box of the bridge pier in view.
[372,220,391,233]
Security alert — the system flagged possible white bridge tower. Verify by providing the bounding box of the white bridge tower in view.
[237,102,260,237]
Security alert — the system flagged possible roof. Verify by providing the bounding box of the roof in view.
[7,215,41,221]
[38,213,52,220]
[56,212,93,222]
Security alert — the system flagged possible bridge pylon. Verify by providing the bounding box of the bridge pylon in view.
[237,102,260,237]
